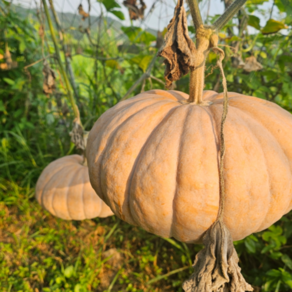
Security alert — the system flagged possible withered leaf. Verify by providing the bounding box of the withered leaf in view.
[232,56,245,68]
[78,4,89,20]
[158,0,196,88]
[42,60,56,96]
[243,56,263,72]
[123,0,146,20]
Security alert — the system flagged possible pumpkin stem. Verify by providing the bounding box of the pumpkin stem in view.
[187,0,247,104]
[188,25,213,104]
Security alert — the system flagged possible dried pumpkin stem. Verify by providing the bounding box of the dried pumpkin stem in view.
[188,26,213,104]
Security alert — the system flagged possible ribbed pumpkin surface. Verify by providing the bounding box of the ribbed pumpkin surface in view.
[36,155,113,220]
[87,89,292,243]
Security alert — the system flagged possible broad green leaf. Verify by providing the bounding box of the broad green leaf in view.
[261,19,287,34]
[261,243,276,254]
[131,55,152,72]
[188,26,195,34]
[269,251,283,260]
[266,269,281,278]
[3,78,15,85]
[105,60,119,69]
[248,15,261,30]
[63,265,74,278]
[244,237,257,253]
[98,0,121,11]
[121,26,156,45]
[97,0,124,20]
[275,0,285,12]
[281,254,292,270]
[110,10,125,20]
[74,284,87,292]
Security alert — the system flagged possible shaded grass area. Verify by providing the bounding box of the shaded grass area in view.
[2,178,292,291]
[0,180,200,292]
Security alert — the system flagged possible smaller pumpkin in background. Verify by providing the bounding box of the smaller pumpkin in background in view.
[36,155,113,220]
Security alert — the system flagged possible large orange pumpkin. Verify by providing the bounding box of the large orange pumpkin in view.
[87,89,292,243]
[36,155,113,220]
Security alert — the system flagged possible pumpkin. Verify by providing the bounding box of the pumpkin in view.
[36,155,113,220]
[86,89,292,243]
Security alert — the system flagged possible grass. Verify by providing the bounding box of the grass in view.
[0,179,203,292]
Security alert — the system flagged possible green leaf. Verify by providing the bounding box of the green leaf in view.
[98,0,121,11]
[74,284,87,292]
[244,236,257,253]
[110,10,125,20]
[131,55,152,72]
[63,265,74,278]
[188,26,195,34]
[279,0,292,22]
[248,15,261,30]
[105,60,119,69]
[121,26,156,45]
[281,254,292,270]
[266,269,281,278]
[261,19,287,34]
[3,78,15,85]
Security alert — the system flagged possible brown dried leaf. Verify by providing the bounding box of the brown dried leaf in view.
[232,56,245,68]
[78,4,89,20]
[158,0,196,88]
[183,220,253,292]
[42,61,56,96]
[243,56,263,72]
[123,0,146,20]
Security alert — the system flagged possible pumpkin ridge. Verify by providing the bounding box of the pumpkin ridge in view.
[127,104,183,227]
[231,107,272,233]
[233,106,292,232]
[80,166,87,219]
[98,100,179,215]
[89,99,177,201]
[64,165,83,219]
[129,105,189,235]
[36,161,76,204]
[231,98,292,178]
[41,164,72,215]
[90,100,164,202]
[92,97,179,161]
[207,103,268,239]
[170,104,191,238]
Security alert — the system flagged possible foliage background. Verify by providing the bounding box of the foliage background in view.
[0,0,292,291]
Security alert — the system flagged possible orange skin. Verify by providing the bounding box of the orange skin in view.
[87,90,292,243]
[36,155,113,220]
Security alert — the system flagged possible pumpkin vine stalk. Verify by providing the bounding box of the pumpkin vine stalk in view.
[48,0,80,105]
[187,0,203,30]
[213,0,248,31]
[41,0,81,124]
